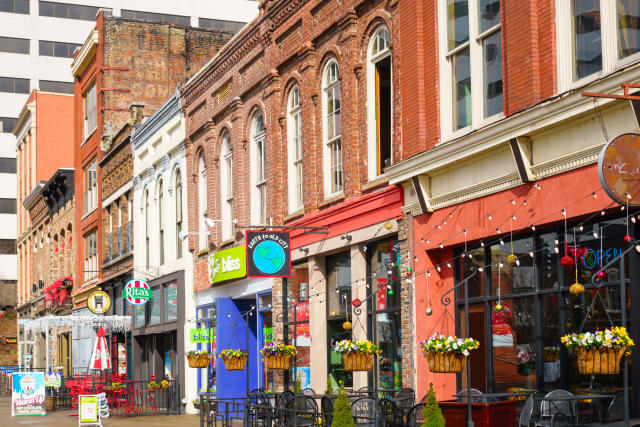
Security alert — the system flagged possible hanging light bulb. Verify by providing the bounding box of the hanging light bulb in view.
[511,199,516,205]
[443,220,447,225]
[531,224,536,231]
[601,210,606,216]
[449,213,453,218]
[562,209,566,216]
[554,247,560,253]
[523,200,527,205]
[496,228,501,234]
[627,193,632,199]
[579,225,584,232]
[592,192,597,198]
[426,239,430,244]
[621,206,626,211]
[437,225,442,229]
[488,214,493,220]
[446,262,451,269]
[515,259,520,266]
[468,253,473,259]
[414,256,418,262]
[554,239,559,245]
[481,242,485,247]
[439,243,444,249]
[436,265,441,272]
[632,217,637,224]
[636,244,640,253]
[420,238,424,243]
[593,232,599,238]
[512,215,517,220]
[534,183,541,190]
[529,251,534,258]
[427,271,431,277]
[498,262,504,268]
[478,267,484,272]
[499,239,505,245]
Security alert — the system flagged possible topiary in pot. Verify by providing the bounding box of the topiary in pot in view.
[325,375,333,395]
[332,381,355,427]
[422,383,445,427]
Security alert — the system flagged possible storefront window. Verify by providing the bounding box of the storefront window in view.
[460,247,485,298]
[196,302,216,393]
[367,239,402,390]
[326,253,352,388]
[258,293,273,392]
[538,231,559,290]
[134,304,145,327]
[149,287,161,324]
[284,263,310,390]
[490,237,535,295]
[165,282,178,321]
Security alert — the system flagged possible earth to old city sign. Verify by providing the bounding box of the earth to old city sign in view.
[246,231,291,278]
[599,133,640,206]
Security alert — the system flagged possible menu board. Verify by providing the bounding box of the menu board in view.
[11,372,46,416]
[79,395,98,423]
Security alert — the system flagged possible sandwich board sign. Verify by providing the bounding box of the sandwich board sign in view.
[79,395,102,426]
[11,372,45,416]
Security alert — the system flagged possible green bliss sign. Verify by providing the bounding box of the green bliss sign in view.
[190,329,214,343]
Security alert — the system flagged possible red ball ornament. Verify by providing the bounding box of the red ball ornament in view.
[560,255,575,269]
[595,271,606,279]
[352,298,362,307]
[624,235,633,242]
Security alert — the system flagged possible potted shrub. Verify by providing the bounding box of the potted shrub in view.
[187,349,212,368]
[333,339,381,371]
[219,349,248,371]
[331,381,355,427]
[561,327,634,374]
[517,350,535,375]
[422,383,445,427]
[419,333,480,373]
[261,343,297,370]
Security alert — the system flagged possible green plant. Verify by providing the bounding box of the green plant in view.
[295,377,302,393]
[422,383,445,427]
[332,381,355,427]
[325,375,333,395]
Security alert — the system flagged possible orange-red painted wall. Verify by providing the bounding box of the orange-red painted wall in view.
[35,92,74,180]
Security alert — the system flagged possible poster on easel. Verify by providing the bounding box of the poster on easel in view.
[79,395,102,426]
[11,372,46,416]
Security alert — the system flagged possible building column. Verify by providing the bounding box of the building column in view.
[350,244,368,390]
[308,255,327,394]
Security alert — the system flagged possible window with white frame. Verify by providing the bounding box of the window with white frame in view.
[158,179,164,265]
[557,1,640,90]
[83,82,97,139]
[367,26,393,179]
[83,159,97,213]
[175,170,183,259]
[251,113,267,225]
[439,0,502,135]
[83,230,97,282]
[287,86,303,212]
[197,153,207,250]
[145,190,150,270]
[221,133,234,240]
[322,59,343,196]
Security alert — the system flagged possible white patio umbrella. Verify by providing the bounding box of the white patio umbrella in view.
[90,327,111,370]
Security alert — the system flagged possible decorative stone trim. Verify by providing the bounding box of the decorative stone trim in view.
[430,174,522,210]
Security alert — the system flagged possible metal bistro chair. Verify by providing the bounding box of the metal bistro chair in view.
[457,388,486,403]
[283,395,318,426]
[321,395,335,426]
[406,403,425,427]
[378,398,405,427]
[394,388,416,413]
[301,387,315,396]
[519,394,536,427]
[248,389,271,425]
[537,390,575,427]
[351,396,377,427]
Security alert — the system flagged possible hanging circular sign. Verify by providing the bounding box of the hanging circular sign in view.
[123,279,152,305]
[598,133,640,206]
[87,290,111,314]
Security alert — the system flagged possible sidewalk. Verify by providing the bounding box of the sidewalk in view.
[0,396,201,426]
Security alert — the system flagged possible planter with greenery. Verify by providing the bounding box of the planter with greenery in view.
[219,349,248,371]
[419,333,480,373]
[561,327,634,374]
[331,381,355,427]
[422,383,445,427]
[261,343,297,370]
[333,339,381,371]
[186,350,212,368]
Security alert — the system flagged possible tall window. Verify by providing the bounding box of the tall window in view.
[83,159,97,213]
[326,252,351,387]
[323,60,343,195]
[220,133,233,240]
[197,153,207,251]
[287,86,303,212]
[175,170,183,259]
[83,82,97,138]
[368,27,393,179]
[145,190,150,270]
[83,230,97,282]
[440,0,502,134]
[251,113,266,225]
[558,1,640,90]
[158,180,164,265]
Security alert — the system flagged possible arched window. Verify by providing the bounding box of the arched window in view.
[287,86,303,212]
[367,26,392,179]
[220,133,233,240]
[145,190,150,270]
[175,169,183,259]
[158,179,164,265]
[251,113,266,224]
[322,59,343,195]
[197,153,207,250]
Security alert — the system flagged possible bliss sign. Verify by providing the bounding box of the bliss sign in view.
[123,279,152,305]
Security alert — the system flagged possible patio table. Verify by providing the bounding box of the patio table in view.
[533,394,616,427]
[453,392,534,401]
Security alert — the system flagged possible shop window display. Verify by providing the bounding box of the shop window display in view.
[326,253,352,388]
[284,263,310,390]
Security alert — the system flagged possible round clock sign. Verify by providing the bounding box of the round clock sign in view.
[598,133,640,206]
[123,279,152,305]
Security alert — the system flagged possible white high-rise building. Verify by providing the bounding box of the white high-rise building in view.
[1,0,258,301]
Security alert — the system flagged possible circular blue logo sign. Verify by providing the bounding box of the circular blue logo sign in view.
[252,240,286,274]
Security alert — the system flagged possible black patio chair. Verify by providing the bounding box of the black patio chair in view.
[356,386,376,397]
[283,395,318,426]
[519,394,535,427]
[321,395,334,426]
[248,390,272,425]
[301,387,315,396]
[406,403,425,427]
[351,396,377,426]
[457,388,485,403]
[394,388,416,415]
[379,398,405,427]
[536,390,575,427]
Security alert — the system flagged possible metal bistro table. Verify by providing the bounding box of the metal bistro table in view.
[533,394,616,427]
[453,392,535,401]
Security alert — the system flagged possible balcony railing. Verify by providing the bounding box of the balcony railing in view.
[126,221,132,253]
[104,234,112,264]
[117,226,122,258]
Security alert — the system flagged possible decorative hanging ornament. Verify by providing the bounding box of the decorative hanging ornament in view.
[494,302,503,312]
[624,234,633,242]
[352,298,362,307]
[406,267,413,276]
[506,254,518,265]
[426,307,433,316]
[570,281,585,296]
[495,263,503,312]
[595,271,606,280]
[560,255,575,269]
[343,321,352,331]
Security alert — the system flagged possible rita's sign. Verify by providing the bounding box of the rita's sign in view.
[123,279,152,305]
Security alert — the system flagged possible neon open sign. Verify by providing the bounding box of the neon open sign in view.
[581,248,624,269]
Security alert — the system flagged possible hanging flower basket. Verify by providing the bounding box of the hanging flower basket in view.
[261,343,297,370]
[148,380,170,390]
[419,333,480,373]
[561,327,634,375]
[187,350,212,368]
[333,340,381,371]
[544,347,559,363]
[219,349,249,371]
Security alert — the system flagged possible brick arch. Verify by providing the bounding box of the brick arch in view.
[315,46,343,79]
[244,102,267,141]
[282,74,302,109]
[358,12,393,59]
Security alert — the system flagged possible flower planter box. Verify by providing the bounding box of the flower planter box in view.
[222,355,248,371]
[342,352,374,371]
[424,351,466,373]
[575,347,626,375]
[187,354,211,368]
[544,350,559,362]
[439,400,516,427]
[265,354,291,370]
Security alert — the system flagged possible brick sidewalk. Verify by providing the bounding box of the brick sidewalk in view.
[0,396,201,426]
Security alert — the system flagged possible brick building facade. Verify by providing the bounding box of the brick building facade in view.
[181,0,415,396]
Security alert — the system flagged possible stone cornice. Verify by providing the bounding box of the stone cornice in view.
[71,30,99,77]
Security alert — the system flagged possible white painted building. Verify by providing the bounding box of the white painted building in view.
[131,92,195,412]
[0,0,258,299]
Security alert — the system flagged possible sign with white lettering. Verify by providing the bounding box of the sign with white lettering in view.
[190,328,214,343]
[123,280,152,305]
[208,246,247,284]
[599,133,640,206]
[12,372,45,416]
[246,231,291,278]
